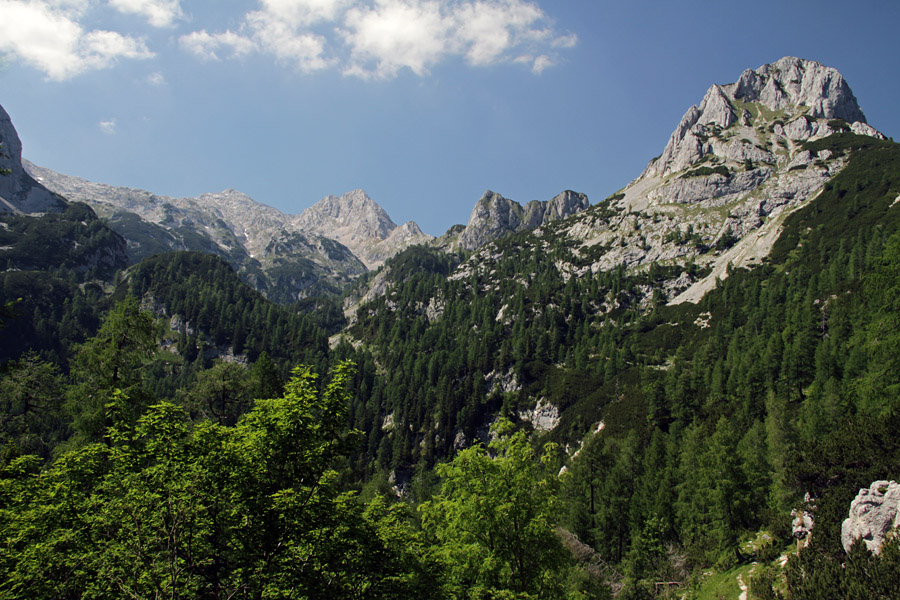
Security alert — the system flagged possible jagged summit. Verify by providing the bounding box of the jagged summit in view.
[0,104,65,214]
[294,189,432,269]
[642,57,882,179]
[296,189,397,241]
[732,57,865,122]
[465,57,891,310]
[454,189,590,251]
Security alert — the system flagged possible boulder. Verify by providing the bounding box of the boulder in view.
[841,480,900,554]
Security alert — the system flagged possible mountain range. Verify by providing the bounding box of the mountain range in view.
[2,56,899,599]
[21,156,591,303]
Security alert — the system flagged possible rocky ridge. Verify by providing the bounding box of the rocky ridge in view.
[24,161,368,301]
[340,189,591,320]
[0,105,65,214]
[446,189,591,252]
[513,57,881,308]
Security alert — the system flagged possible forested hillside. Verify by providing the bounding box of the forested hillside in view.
[2,132,899,598]
[5,41,900,599]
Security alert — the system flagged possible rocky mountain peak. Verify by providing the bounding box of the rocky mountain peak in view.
[293,189,432,269]
[545,190,591,221]
[455,189,590,251]
[731,56,865,122]
[641,57,880,180]
[0,103,66,214]
[295,189,396,241]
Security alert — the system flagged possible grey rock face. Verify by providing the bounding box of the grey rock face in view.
[0,104,65,214]
[642,57,880,179]
[294,189,433,269]
[435,57,885,317]
[841,481,900,554]
[456,189,589,251]
[733,56,865,122]
[295,189,396,242]
[518,398,560,432]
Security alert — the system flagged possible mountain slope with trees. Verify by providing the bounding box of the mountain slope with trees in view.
[2,58,900,598]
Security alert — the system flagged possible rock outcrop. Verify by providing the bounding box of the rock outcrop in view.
[454,189,590,251]
[841,481,900,554]
[0,104,66,214]
[518,398,560,432]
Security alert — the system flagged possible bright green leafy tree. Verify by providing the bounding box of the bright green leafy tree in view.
[420,419,569,599]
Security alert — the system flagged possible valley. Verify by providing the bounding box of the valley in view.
[1,57,900,599]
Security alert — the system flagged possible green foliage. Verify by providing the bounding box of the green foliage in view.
[784,534,900,599]
[126,251,329,367]
[64,296,160,447]
[3,126,900,599]
[684,165,731,178]
[0,203,127,279]
[420,420,569,598]
[0,270,107,364]
[0,353,66,462]
[0,361,434,599]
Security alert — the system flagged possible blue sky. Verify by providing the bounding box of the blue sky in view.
[1,0,898,235]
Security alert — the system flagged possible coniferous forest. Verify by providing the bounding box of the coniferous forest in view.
[3,132,900,599]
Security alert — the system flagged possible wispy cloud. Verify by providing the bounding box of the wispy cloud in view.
[180,0,577,79]
[146,70,165,85]
[108,0,183,27]
[179,30,258,62]
[99,118,117,134]
[0,0,153,80]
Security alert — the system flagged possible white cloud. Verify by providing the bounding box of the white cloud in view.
[180,1,342,72]
[99,118,116,133]
[343,0,449,78]
[0,0,153,80]
[146,70,165,85]
[179,29,257,61]
[451,0,543,66]
[180,0,576,79]
[108,0,183,27]
[254,0,350,26]
[245,11,329,71]
[552,32,578,49]
[531,54,551,74]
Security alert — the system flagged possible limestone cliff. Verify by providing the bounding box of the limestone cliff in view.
[841,481,900,554]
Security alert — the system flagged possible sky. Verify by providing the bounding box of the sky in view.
[1,0,898,236]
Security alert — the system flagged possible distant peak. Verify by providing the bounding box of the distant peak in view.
[457,189,589,251]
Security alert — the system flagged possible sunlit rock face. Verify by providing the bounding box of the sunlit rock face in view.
[641,57,878,180]
[841,480,900,555]
[457,189,590,251]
